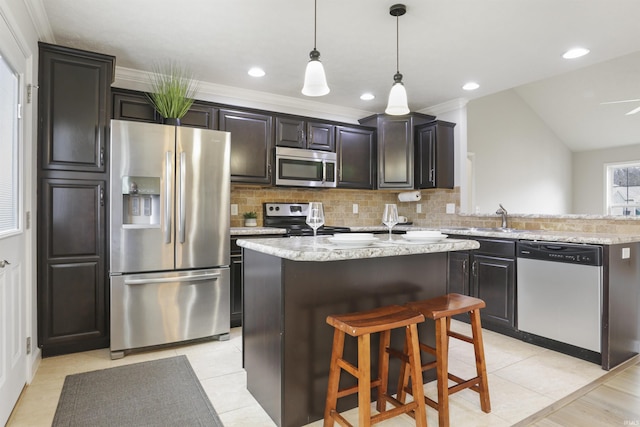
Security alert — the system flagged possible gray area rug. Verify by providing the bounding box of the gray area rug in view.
[52,355,223,427]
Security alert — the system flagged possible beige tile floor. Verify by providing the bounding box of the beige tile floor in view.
[7,321,611,426]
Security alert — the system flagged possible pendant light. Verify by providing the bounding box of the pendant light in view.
[302,0,330,96]
[385,4,409,115]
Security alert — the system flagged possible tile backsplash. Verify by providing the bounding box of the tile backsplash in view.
[230,185,459,228]
[231,185,640,235]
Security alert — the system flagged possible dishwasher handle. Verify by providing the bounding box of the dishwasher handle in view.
[517,241,602,266]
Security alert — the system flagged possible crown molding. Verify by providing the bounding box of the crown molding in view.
[418,98,468,116]
[23,0,55,42]
[114,66,372,124]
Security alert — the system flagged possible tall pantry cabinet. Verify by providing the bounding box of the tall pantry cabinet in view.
[37,42,115,356]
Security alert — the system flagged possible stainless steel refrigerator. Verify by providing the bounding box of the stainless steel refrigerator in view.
[109,119,230,359]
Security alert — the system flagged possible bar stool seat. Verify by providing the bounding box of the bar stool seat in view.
[324,304,427,427]
[398,293,491,427]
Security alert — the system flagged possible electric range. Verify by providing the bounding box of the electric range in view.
[263,202,351,236]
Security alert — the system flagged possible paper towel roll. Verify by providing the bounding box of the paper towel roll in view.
[398,191,422,202]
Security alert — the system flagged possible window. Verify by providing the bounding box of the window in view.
[0,53,19,234]
[606,162,640,216]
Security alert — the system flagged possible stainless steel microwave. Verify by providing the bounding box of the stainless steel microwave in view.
[275,146,337,188]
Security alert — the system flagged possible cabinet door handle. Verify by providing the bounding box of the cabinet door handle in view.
[0,260,10,268]
[298,129,304,143]
[308,131,313,145]
[462,259,467,274]
[100,146,105,167]
[471,259,477,277]
[99,185,105,206]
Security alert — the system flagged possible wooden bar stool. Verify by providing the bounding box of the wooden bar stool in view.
[324,304,428,427]
[398,293,491,427]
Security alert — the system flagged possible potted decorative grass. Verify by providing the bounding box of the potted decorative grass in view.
[243,211,258,227]
[146,62,198,125]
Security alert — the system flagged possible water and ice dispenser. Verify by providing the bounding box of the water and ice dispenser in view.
[121,176,161,226]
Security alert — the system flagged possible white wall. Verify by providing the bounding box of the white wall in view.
[467,89,572,214]
[573,144,640,215]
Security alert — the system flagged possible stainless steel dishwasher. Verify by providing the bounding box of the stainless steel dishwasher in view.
[517,241,603,353]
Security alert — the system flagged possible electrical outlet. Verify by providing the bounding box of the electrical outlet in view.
[353,204,358,214]
[622,247,631,259]
[231,204,238,216]
[416,204,422,213]
[446,203,456,214]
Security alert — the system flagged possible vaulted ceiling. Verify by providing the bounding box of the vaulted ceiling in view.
[34,0,640,151]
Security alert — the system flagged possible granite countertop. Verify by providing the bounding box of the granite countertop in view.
[231,227,286,236]
[438,227,640,245]
[236,235,479,262]
[230,225,640,245]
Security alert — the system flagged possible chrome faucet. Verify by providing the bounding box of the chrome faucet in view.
[496,204,508,228]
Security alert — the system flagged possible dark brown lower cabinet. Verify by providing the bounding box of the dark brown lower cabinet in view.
[230,238,243,328]
[38,178,108,356]
[472,253,516,331]
[230,234,283,328]
[447,237,516,333]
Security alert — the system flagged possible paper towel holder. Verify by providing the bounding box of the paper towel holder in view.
[397,191,422,202]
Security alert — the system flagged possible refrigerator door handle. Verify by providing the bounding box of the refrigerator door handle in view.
[178,151,186,243]
[124,272,221,285]
[164,151,172,243]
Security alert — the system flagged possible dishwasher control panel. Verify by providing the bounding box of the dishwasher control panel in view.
[517,241,602,266]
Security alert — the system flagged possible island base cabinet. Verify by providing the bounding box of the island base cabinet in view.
[242,249,448,427]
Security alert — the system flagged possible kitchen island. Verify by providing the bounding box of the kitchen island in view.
[237,235,479,427]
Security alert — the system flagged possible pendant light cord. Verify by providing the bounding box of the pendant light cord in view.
[313,0,318,50]
[396,13,400,73]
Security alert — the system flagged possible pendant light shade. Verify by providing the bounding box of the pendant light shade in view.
[385,4,409,115]
[302,49,330,96]
[302,0,330,96]
[386,72,409,115]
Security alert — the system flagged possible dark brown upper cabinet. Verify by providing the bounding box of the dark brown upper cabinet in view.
[275,116,335,152]
[38,42,115,173]
[112,88,217,129]
[359,113,434,189]
[415,120,456,189]
[219,108,274,184]
[180,103,218,129]
[336,125,376,189]
[112,88,158,123]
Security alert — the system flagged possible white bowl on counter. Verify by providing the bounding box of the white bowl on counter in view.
[328,233,378,247]
[402,230,448,243]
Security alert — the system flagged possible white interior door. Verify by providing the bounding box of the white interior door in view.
[0,19,27,426]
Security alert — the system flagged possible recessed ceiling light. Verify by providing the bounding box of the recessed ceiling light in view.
[462,82,480,91]
[562,48,590,59]
[360,93,375,101]
[248,67,265,77]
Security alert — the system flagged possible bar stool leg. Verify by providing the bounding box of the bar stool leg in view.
[470,309,491,413]
[407,323,428,427]
[435,317,450,427]
[395,336,410,404]
[358,333,372,427]
[324,329,345,427]
[376,330,391,412]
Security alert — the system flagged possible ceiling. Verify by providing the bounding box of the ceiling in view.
[34,0,640,151]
